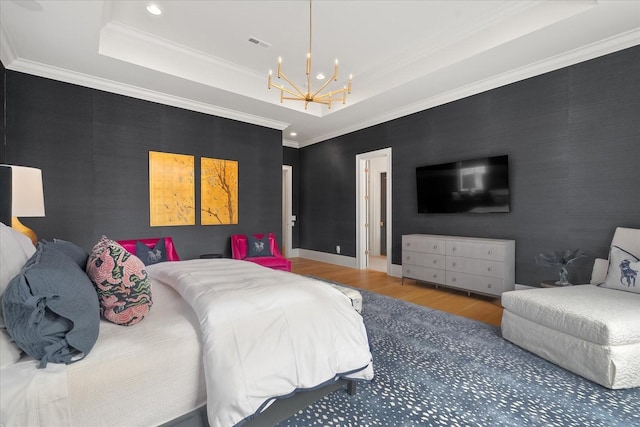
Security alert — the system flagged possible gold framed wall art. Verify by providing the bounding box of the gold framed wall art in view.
[149,151,195,226]
[201,157,238,225]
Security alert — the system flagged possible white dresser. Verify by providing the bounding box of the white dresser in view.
[402,234,515,297]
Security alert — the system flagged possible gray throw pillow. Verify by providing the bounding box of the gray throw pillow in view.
[247,235,272,258]
[136,238,167,265]
[2,243,100,368]
[45,239,89,268]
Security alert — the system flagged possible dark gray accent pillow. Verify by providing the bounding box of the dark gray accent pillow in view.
[247,235,272,258]
[1,242,100,368]
[136,238,167,265]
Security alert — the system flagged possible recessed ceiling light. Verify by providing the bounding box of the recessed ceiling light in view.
[289,132,297,137]
[315,73,325,80]
[146,3,162,16]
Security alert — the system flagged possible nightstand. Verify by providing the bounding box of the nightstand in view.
[541,280,571,288]
[199,253,223,259]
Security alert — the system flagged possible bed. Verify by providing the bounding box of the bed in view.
[0,226,374,427]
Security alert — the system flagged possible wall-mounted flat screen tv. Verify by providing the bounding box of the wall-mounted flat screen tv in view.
[416,155,510,213]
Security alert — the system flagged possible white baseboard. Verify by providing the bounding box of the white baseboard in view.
[388,264,402,278]
[294,249,403,278]
[287,248,300,258]
[296,249,358,268]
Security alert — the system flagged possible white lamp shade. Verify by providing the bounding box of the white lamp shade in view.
[2,165,45,217]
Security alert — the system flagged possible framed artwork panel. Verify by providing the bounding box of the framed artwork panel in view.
[149,151,195,226]
[201,157,238,225]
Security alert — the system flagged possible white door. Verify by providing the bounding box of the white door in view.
[356,148,392,273]
[282,165,294,256]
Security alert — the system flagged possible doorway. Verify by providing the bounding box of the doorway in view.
[356,148,392,273]
[282,165,294,256]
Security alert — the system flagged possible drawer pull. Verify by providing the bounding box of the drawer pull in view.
[452,262,457,267]
[407,242,411,247]
[433,259,437,264]
[452,277,457,282]
[488,249,492,255]
[487,283,492,288]
[487,267,492,272]
[433,274,438,279]
[407,269,411,273]
[406,256,411,261]
[452,247,456,252]
[433,244,438,249]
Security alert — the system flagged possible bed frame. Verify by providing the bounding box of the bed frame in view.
[163,380,357,427]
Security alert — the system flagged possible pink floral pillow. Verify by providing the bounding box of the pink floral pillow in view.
[86,236,152,326]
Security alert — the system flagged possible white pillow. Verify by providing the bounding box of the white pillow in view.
[599,245,640,294]
[0,328,22,368]
[0,222,36,294]
[0,222,36,329]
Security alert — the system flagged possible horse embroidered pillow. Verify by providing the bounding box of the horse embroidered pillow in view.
[247,235,272,258]
[599,245,639,294]
[135,238,167,265]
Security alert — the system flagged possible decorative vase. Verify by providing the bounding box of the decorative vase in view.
[536,249,586,287]
[556,266,570,286]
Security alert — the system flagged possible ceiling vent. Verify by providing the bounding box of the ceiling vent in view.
[248,37,271,48]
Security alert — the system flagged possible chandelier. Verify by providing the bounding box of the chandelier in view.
[268,0,352,109]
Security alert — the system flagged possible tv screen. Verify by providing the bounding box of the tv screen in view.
[416,155,510,213]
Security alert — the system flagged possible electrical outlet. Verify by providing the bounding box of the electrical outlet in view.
[336,245,341,254]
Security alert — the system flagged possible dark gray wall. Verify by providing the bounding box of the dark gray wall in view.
[4,71,283,259]
[298,46,640,286]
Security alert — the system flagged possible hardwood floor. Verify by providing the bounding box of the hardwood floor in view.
[291,257,504,327]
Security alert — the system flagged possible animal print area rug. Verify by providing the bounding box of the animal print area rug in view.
[278,289,640,427]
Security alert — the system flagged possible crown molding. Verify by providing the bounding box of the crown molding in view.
[0,23,17,67]
[299,29,640,147]
[282,139,300,149]
[3,15,637,149]
[2,57,289,132]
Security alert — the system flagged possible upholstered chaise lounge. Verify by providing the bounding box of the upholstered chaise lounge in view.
[501,227,640,389]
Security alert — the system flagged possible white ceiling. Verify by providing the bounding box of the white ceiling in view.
[1,0,639,147]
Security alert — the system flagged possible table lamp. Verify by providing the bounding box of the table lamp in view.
[0,165,45,245]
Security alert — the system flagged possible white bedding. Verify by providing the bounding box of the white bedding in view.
[1,278,206,427]
[147,259,374,427]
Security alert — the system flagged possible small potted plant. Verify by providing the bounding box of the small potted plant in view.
[536,249,586,286]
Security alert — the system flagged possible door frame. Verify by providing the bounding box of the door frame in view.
[356,148,392,271]
[282,165,293,256]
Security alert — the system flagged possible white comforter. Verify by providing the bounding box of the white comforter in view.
[147,259,374,427]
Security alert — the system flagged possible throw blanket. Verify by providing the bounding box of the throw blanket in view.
[147,259,373,427]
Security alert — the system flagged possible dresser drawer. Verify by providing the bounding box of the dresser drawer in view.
[403,251,445,269]
[445,271,504,296]
[403,236,446,255]
[446,256,504,278]
[446,241,505,261]
[402,264,445,285]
